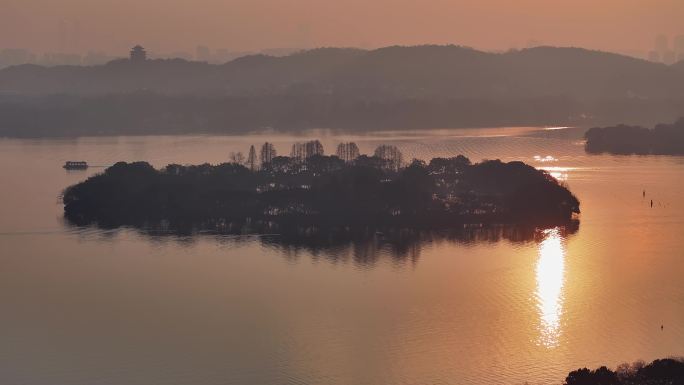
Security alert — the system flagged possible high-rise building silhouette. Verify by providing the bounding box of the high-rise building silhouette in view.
[196,45,211,62]
[675,35,684,62]
[652,35,679,64]
[58,20,68,52]
[73,21,82,53]
[663,50,677,64]
[56,19,81,53]
[655,34,669,56]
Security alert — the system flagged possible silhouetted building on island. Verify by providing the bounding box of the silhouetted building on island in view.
[130,45,147,63]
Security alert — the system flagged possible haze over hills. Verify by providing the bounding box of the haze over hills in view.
[2,45,683,98]
[1,45,683,136]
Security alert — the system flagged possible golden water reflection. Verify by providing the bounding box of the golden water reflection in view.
[539,166,573,182]
[535,228,566,348]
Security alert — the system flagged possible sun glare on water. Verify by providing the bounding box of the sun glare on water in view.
[534,155,558,162]
[535,228,566,348]
[540,166,572,182]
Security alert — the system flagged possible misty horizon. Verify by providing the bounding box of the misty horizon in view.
[2,0,684,60]
[2,41,684,70]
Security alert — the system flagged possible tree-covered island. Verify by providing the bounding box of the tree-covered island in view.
[585,118,684,155]
[63,141,580,233]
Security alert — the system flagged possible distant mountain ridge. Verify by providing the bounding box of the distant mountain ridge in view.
[1,45,682,100]
[1,45,684,137]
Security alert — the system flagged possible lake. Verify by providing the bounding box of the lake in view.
[1,127,683,385]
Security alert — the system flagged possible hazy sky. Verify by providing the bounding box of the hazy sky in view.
[2,0,683,55]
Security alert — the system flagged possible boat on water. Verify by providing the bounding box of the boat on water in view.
[63,161,88,170]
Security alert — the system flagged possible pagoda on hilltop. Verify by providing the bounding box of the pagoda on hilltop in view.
[130,45,147,63]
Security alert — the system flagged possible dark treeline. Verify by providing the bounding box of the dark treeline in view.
[585,118,684,155]
[63,141,580,234]
[3,45,684,136]
[564,357,684,385]
[0,93,635,137]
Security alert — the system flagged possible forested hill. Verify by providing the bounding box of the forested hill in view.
[2,45,684,136]
[1,45,682,100]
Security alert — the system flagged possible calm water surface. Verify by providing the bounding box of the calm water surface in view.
[1,127,683,385]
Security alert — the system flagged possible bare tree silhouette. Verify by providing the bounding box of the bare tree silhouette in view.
[260,142,277,165]
[374,144,403,171]
[247,145,258,171]
[291,140,324,162]
[229,151,245,164]
[336,142,360,162]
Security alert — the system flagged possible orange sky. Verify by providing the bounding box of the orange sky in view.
[1,0,683,55]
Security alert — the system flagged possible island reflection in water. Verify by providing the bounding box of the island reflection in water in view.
[65,219,579,268]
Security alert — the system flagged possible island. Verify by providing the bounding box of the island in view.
[585,118,684,155]
[564,357,684,385]
[63,142,580,234]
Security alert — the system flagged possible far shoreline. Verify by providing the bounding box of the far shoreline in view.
[0,125,587,140]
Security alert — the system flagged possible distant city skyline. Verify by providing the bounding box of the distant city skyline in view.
[0,44,308,69]
[4,33,684,69]
[649,34,684,64]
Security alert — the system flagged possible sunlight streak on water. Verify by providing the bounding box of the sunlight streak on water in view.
[539,166,575,182]
[533,155,557,162]
[535,228,566,348]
